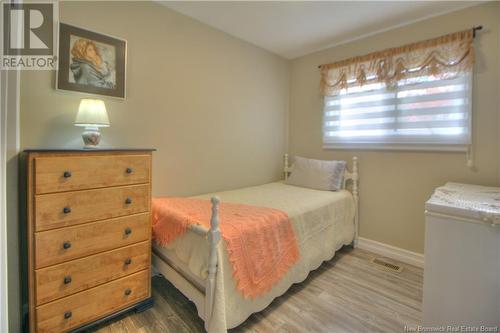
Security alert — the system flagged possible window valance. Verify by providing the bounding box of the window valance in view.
[319,30,474,96]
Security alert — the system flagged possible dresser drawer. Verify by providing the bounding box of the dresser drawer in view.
[35,241,150,305]
[36,270,149,333]
[35,184,150,231]
[35,213,150,268]
[35,154,151,194]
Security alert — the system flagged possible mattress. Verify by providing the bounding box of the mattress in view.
[153,182,355,330]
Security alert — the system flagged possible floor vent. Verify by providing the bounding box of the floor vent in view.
[371,258,403,273]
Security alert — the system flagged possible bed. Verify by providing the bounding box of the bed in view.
[152,155,359,332]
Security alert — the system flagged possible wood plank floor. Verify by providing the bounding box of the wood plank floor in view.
[88,247,423,333]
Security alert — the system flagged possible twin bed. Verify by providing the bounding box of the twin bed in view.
[152,155,359,332]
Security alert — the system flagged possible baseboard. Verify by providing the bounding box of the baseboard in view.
[356,237,424,268]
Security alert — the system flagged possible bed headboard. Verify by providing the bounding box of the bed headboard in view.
[343,156,359,192]
[283,154,359,243]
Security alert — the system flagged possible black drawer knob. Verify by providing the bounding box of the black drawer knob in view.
[63,276,72,284]
[63,171,72,178]
[64,311,72,319]
[124,258,132,265]
[63,207,71,214]
[125,197,132,205]
[124,227,132,236]
[124,288,132,296]
[126,168,133,174]
[62,242,71,250]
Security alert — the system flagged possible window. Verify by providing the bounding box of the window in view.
[323,74,472,150]
[319,29,474,151]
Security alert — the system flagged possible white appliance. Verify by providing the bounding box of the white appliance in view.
[423,182,500,327]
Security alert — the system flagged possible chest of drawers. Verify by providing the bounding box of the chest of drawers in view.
[25,149,155,333]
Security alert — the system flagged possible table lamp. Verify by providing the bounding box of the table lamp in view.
[74,99,110,148]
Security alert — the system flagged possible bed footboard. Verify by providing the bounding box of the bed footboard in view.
[204,196,221,331]
[156,197,221,331]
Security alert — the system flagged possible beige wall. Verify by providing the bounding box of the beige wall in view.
[16,1,289,331]
[289,2,500,253]
[20,1,290,196]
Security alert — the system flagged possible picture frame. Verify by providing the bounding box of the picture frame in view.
[56,23,127,99]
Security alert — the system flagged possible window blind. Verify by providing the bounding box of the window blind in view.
[323,74,472,148]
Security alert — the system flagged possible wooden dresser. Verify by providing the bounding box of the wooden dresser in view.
[25,149,155,333]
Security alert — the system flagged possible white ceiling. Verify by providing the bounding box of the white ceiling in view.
[161,1,479,59]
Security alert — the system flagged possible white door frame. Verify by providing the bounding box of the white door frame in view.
[1,67,21,333]
[0,70,8,333]
[1,1,22,329]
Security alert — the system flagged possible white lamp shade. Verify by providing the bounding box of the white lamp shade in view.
[74,99,110,127]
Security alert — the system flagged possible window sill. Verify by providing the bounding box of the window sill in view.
[322,143,469,152]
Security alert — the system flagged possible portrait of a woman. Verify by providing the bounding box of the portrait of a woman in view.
[69,38,116,89]
[57,23,126,98]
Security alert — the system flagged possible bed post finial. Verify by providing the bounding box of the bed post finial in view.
[205,196,221,330]
[352,156,359,246]
[284,154,289,180]
[210,196,220,228]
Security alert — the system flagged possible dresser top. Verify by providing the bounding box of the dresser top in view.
[24,148,156,152]
[426,182,500,225]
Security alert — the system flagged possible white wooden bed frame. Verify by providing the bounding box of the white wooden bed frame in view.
[152,155,359,331]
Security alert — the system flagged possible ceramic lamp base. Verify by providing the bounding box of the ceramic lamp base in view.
[81,126,101,148]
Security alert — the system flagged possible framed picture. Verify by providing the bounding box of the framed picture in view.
[57,23,127,99]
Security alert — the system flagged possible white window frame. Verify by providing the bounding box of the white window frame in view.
[322,75,473,152]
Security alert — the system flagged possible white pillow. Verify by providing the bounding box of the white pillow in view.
[285,156,346,191]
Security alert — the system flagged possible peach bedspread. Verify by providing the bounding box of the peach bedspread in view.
[152,197,300,299]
